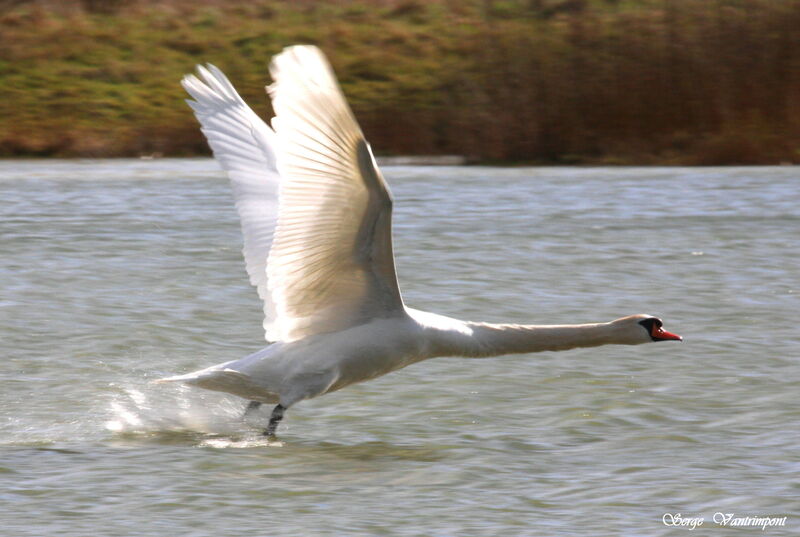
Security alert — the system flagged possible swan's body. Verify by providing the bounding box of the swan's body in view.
[162,46,681,435]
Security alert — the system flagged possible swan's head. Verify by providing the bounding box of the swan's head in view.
[612,314,682,344]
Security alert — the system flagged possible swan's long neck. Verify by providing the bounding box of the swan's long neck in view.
[413,309,632,359]
[458,321,615,357]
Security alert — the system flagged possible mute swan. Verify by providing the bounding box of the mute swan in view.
[161,45,681,436]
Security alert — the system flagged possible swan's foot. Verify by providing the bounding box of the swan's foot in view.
[263,404,285,437]
[243,400,262,418]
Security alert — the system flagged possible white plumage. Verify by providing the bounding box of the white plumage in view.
[181,63,281,339]
[161,45,681,436]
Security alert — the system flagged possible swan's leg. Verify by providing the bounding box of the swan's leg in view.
[243,400,262,418]
[264,404,286,437]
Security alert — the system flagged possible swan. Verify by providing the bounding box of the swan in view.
[160,45,681,436]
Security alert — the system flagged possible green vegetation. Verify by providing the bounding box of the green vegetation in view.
[1,0,799,164]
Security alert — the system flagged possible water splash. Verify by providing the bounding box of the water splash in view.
[105,383,259,437]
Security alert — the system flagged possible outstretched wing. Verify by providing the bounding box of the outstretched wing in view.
[182,65,282,341]
[266,46,404,341]
[183,46,404,343]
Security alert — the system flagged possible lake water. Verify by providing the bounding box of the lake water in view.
[1,160,797,536]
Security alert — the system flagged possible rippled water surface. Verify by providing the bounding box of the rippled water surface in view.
[1,160,798,536]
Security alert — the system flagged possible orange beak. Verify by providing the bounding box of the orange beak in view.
[652,324,682,341]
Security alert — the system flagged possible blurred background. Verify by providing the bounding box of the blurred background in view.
[1,0,798,164]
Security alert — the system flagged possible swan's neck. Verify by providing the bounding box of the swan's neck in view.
[459,321,614,357]
[413,310,628,358]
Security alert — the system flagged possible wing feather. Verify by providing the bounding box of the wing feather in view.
[182,65,281,340]
[183,45,404,344]
[266,46,403,341]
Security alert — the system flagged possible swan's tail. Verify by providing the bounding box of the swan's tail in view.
[156,367,280,404]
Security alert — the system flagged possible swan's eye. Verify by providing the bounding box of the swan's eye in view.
[638,318,658,331]
[637,317,660,337]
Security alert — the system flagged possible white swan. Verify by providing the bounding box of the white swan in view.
[161,45,681,436]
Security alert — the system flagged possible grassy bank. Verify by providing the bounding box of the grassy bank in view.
[1,0,799,164]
